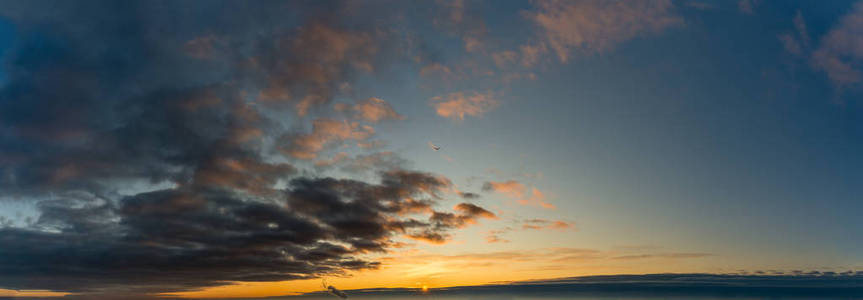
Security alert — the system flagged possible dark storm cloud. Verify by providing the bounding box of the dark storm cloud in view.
[0,170,487,293]
[0,0,496,295]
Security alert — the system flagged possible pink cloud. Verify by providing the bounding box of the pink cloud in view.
[522,219,574,231]
[352,97,405,123]
[530,0,681,62]
[483,180,526,199]
[430,91,499,120]
[517,187,556,209]
[811,1,863,86]
[255,24,378,115]
[283,119,374,159]
[483,180,555,209]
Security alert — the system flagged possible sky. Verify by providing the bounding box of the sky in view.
[0,0,861,298]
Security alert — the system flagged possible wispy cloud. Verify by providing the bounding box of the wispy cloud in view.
[811,1,863,87]
[485,218,572,243]
[529,0,681,62]
[522,218,573,230]
[738,0,760,15]
[430,91,499,121]
[611,253,714,260]
[482,180,555,209]
[776,3,863,89]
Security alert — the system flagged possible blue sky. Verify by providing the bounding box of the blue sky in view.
[354,0,863,268]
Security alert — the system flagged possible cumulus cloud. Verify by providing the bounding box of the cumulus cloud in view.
[406,203,496,244]
[0,1,494,295]
[355,98,405,122]
[343,97,405,123]
[282,119,375,160]
[255,23,379,116]
[430,91,499,120]
[529,0,681,62]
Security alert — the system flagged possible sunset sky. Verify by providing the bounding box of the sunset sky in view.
[0,0,861,298]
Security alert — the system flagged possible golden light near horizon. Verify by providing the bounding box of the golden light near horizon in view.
[422,285,429,292]
[0,289,70,297]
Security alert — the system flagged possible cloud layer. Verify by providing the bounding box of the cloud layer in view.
[0,1,495,295]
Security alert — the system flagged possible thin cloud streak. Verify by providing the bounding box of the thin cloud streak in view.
[430,91,499,121]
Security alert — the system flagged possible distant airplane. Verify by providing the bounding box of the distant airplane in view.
[322,279,348,299]
[428,142,441,151]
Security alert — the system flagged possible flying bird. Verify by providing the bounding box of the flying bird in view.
[428,142,441,151]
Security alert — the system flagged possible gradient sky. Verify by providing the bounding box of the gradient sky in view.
[0,0,861,298]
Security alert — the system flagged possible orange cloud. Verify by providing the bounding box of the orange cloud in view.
[406,231,450,245]
[482,180,555,209]
[517,187,556,209]
[430,91,499,120]
[522,219,573,231]
[193,158,294,195]
[485,227,512,244]
[0,289,69,297]
[256,24,378,115]
[283,119,374,159]
[482,180,525,198]
[352,97,405,123]
[453,203,497,220]
[530,0,681,62]
[611,253,715,260]
[403,203,497,245]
